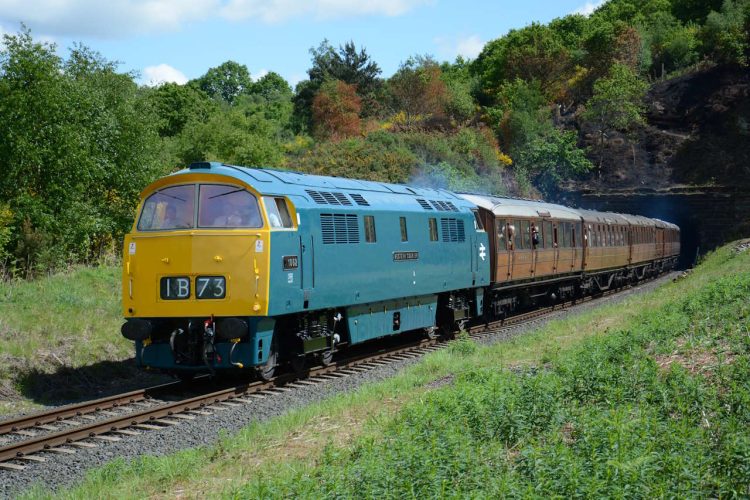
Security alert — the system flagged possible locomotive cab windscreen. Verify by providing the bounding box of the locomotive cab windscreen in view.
[122,177,275,321]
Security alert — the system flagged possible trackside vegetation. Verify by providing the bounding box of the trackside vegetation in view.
[24,242,750,498]
[0,265,147,413]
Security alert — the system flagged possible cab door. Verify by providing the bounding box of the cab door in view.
[300,233,314,307]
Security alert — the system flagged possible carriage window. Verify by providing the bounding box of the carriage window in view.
[576,223,582,247]
[519,220,531,249]
[530,222,540,248]
[138,184,196,231]
[400,217,408,242]
[365,216,377,243]
[429,218,438,241]
[199,185,262,228]
[543,221,553,249]
[496,220,507,250]
[264,197,293,228]
[562,222,572,248]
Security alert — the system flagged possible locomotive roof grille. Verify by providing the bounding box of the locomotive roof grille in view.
[416,199,433,210]
[350,193,370,206]
[306,189,354,207]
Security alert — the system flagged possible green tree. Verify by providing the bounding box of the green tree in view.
[583,63,648,171]
[192,60,253,104]
[0,28,162,273]
[146,82,215,137]
[516,129,593,194]
[472,23,571,103]
[583,63,648,133]
[701,0,750,66]
[293,40,382,131]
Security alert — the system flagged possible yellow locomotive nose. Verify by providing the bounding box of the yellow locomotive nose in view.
[122,230,270,318]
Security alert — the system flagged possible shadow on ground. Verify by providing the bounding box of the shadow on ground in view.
[14,359,172,407]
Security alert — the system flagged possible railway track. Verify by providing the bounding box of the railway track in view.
[0,277,663,472]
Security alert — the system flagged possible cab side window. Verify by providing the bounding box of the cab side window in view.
[264,197,293,228]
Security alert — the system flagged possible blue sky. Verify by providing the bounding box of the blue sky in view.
[0,0,604,87]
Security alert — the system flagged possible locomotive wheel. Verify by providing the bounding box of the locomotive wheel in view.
[317,349,333,367]
[424,326,439,340]
[256,348,277,381]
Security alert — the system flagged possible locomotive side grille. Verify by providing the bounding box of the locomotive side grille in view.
[440,218,466,243]
[445,201,459,212]
[430,200,444,211]
[320,214,359,244]
[350,193,370,206]
[416,199,433,210]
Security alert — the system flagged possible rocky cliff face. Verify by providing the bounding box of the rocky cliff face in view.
[554,65,750,263]
[560,65,749,191]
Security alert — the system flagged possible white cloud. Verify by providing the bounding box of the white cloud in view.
[252,68,268,81]
[0,0,220,37]
[434,34,484,61]
[220,0,431,23]
[455,35,484,59]
[142,63,188,86]
[0,0,431,38]
[573,0,605,16]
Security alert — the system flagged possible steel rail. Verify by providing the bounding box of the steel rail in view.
[0,381,183,436]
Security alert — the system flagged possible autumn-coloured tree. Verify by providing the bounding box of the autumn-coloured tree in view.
[311,80,362,140]
[388,56,449,128]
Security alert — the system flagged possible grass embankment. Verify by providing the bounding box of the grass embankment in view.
[26,241,750,498]
[0,266,135,413]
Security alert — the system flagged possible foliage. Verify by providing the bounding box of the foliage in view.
[516,129,593,194]
[311,79,362,140]
[145,82,215,137]
[583,63,648,134]
[440,58,477,125]
[291,133,416,182]
[701,0,750,67]
[387,56,448,128]
[293,40,382,131]
[0,29,163,275]
[190,60,253,104]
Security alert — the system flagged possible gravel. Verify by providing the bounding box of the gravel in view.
[0,273,676,497]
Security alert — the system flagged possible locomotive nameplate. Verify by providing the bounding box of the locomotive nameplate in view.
[282,255,299,270]
[393,251,419,262]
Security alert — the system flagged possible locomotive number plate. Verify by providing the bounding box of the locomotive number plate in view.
[282,255,299,270]
[160,276,190,300]
[196,276,226,299]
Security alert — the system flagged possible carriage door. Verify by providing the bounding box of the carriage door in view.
[496,219,511,282]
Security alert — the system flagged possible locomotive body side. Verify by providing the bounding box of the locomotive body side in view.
[121,162,490,378]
